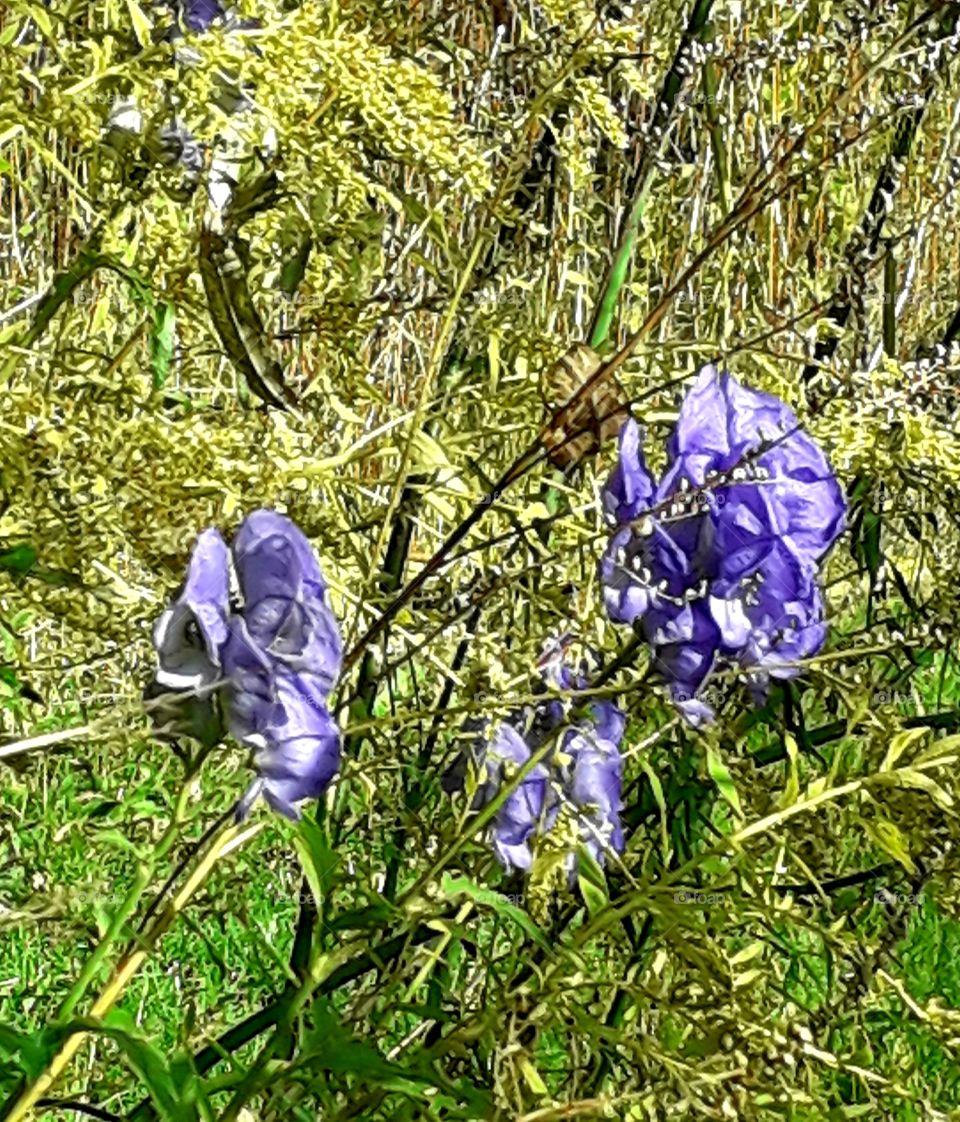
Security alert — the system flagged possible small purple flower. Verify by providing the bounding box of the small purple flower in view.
[181,0,224,31]
[564,732,624,864]
[449,643,628,875]
[600,365,844,721]
[588,699,626,748]
[479,724,550,873]
[532,640,626,753]
[148,511,343,820]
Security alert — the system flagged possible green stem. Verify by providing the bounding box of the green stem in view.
[56,866,150,1023]
[701,32,731,214]
[588,0,716,350]
[883,240,897,356]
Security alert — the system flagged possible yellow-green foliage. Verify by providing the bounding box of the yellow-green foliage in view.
[5,1,960,1118]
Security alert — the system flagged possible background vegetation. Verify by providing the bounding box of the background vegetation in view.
[3,0,960,1118]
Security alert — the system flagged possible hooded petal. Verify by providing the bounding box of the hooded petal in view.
[243,595,342,695]
[602,419,656,525]
[587,701,626,748]
[232,509,342,693]
[664,364,746,485]
[665,366,793,481]
[233,509,328,603]
[231,663,341,820]
[664,367,845,565]
[152,528,230,690]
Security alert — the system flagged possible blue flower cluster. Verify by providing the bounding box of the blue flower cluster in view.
[148,510,342,820]
[449,647,626,875]
[600,364,845,724]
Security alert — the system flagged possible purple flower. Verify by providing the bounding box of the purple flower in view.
[479,724,550,873]
[181,0,224,31]
[531,640,626,753]
[564,732,624,863]
[449,643,628,875]
[148,511,343,820]
[600,365,845,721]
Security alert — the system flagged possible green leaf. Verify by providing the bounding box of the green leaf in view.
[110,1034,197,1122]
[576,845,608,917]
[29,566,83,588]
[0,1023,61,1079]
[294,816,340,915]
[327,904,396,932]
[864,817,916,875]
[706,746,742,817]
[52,1020,203,1122]
[300,999,432,1096]
[0,1025,36,1069]
[861,508,882,578]
[279,236,313,297]
[124,0,153,47]
[0,545,37,574]
[149,302,176,390]
[441,874,552,953]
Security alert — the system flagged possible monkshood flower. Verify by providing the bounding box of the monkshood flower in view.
[445,644,626,875]
[473,724,550,873]
[600,364,845,723]
[146,510,343,820]
[564,732,624,865]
